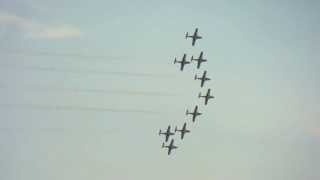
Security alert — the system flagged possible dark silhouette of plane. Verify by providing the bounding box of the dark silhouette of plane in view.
[175,122,190,139]
[186,105,202,122]
[198,88,214,105]
[174,53,190,71]
[159,125,175,142]
[185,28,202,46]
[195,70,210,87]
[191,51,207,69]
[162,139,178,155]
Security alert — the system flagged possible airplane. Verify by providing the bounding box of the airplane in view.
[175,122,190,139]
[191,51,207,69]
[195,70,211,88]
[174,53,190,71]
[162,139,178,155]
[185,28,202,46]
[159,125,175,142]
[198,88,214,105]
[186,105,202,122]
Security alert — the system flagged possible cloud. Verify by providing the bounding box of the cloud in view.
[30,25,82,39]
[0,11,82,39]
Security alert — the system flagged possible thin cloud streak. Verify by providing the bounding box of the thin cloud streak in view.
[0,11,82,39]
[2,64,173,78]
[0,127,119,134]
[0,86,178,97]
[0,104,166,115]
[0,48,127,61]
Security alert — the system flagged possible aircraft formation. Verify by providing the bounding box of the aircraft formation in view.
[159,28,214,155]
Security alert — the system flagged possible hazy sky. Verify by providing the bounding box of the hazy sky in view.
[1,0,319,180]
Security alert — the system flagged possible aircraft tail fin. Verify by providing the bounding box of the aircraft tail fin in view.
[162,142,165,148]
[174,58,177,64]
[186,109,189,115]
[185,32,188,39]
[175,126,177,132]
[191,56,194,61]
[198,92,201,98]
[158,130,161,136]
[194,75,197,80]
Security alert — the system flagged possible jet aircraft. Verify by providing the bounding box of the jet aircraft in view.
[198,88,214,105]
[185,28,202,46]
[186,105,202,122]
[159,125,175,142]
[191,51,207,69]
[174,53,190,71]
[195,70,210,87]
[162,139,178,155]
[175,122,190,139]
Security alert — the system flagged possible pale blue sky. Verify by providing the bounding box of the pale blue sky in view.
[0,1,319,180]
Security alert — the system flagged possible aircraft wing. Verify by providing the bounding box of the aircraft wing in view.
[181,123,186,139]
[205,97,209,105]
[168,139,174,155]
[199,51,203,59]
[165,126,171,141]
[192,37,196,46]
[168,147,172,155]
[165,134,169,142]
[183,123,186,130]
[201,79,205,87]
[180,63,184,71]
[197,61,201,69]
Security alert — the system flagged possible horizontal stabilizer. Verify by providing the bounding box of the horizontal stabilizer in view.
[185,32,188,39]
